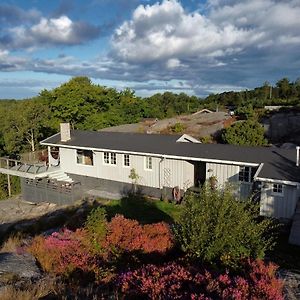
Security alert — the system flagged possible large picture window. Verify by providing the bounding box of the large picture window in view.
[77,150,93,165]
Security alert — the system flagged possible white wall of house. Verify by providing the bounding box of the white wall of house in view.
[260,183,299,219]
[161,158,194,190]
[205,162,253,199]
[206,162,240,186]
[58,147,194,190]
[59,147,99,177]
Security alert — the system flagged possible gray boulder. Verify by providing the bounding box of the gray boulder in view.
[0,252,41,284]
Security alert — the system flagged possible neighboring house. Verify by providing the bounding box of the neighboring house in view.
[0,123,300,222]
[192,109,214,115]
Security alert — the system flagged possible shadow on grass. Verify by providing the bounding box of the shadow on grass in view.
[105,192,176,224]
[0,192,180,247]
[268,230,300,271]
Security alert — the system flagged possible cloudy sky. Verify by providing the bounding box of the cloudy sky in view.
[0,0,300,99]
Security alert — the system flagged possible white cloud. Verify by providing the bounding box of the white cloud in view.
[166,58,182,69]
[30,16,74,43]
[111,0,263,64]
[2,15,100,51]
[1,0,300,98]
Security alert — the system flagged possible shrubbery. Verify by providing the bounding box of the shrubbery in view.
[29,213,174,278]
[173,187,276,268]
[104,214,173,256]
[29,229,94,275]
[222,120,267,146]
[26,192,283,298]
[118,260,283,300]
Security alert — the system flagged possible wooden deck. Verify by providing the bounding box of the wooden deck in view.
[0,157,56,179]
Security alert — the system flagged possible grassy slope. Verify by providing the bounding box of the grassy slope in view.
[103,195,181,224]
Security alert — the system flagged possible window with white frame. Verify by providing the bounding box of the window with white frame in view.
[272,183,283,195]
[145,156,152,170]
[124,154,130,167]
[77,150,93,165]
[104,152,110,164]
[111,153,116,165]
[104,152,117,165]
[239,166,251,182]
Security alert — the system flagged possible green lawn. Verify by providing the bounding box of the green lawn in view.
[103,195,182,224]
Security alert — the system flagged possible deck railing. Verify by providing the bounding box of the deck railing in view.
[0,157,49,174]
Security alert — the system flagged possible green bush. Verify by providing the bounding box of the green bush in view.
[171,122,185,133]
[222,120,267,146]
[173,187,276,268]
[85,207,107,254]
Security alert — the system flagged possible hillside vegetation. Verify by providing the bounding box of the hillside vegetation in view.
[0,76,299,199]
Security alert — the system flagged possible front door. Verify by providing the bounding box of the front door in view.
[194,162,206,187]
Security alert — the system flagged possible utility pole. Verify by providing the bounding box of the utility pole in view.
[269,85,272,99]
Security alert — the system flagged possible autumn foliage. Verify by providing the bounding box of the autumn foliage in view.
[28,229,94,275]
[29,214,174,277]
[118,260,283,300]
[104,214,173,254]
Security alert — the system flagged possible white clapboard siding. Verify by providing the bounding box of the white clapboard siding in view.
[59,147,194,189]
[206,162,240,186]
[260,183,299,219]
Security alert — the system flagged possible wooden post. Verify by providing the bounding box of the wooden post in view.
[7,174,11,197]
[6,159,11,197]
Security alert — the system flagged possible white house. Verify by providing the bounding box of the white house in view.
[0,123,300,222]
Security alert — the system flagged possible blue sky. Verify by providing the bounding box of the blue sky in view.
[0,0,300,99]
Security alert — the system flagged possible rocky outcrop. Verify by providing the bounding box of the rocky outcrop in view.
[0,253,41,291]
[0,253,41,280]
[263,111,300,144]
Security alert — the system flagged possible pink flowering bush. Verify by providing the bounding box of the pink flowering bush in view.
[118,260,284,299]
[29,228,95,275]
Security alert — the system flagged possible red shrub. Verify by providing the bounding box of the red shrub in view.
[142,222,174,253]
[29,229,94,275]
[103,215,174,255]
[118,260,284,300]
[104,215,144,252]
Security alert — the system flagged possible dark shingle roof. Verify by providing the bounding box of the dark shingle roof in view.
[41,130,300,183]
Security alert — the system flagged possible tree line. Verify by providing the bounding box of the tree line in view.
[0,76,299,199]
[1,76,299,156]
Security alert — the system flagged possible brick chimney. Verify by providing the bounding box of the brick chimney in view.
[60,123,71,142]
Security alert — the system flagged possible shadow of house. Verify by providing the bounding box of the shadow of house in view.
[0,200,101,247]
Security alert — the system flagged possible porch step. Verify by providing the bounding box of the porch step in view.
[289,200,300,246]
[47,170,74,183]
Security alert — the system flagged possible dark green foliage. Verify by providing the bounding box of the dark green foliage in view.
[235,104,256,120]
[222,120,267,146]
[173,187,276,268]
[202,77,300,108]
[85,207,107,253]
[0,174,21,200]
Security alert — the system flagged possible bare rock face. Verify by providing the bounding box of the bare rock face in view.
[264,112,300,144]
[0,253,41,286]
